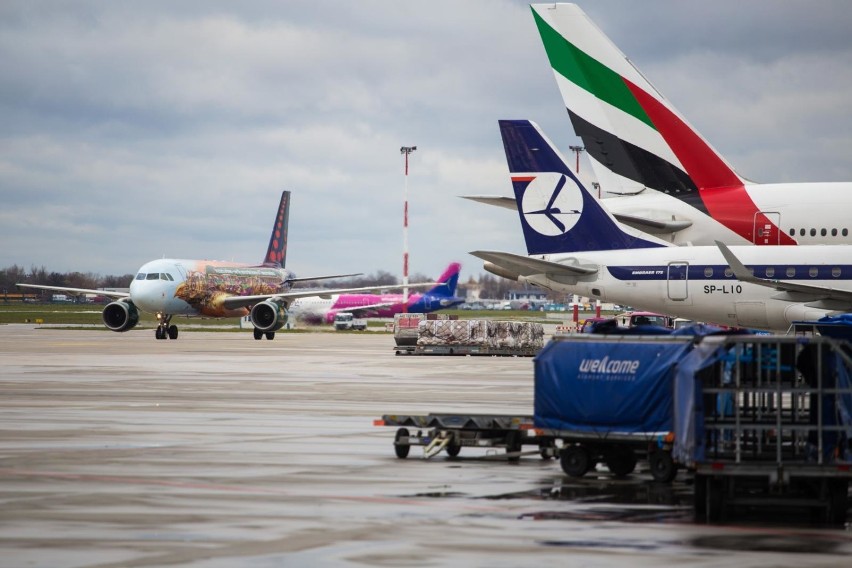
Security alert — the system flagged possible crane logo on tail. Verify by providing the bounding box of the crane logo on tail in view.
[521,173,583,236]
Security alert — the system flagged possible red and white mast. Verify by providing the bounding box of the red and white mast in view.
[400,146,416,313]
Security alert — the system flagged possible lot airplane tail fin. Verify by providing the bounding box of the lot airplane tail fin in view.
[499,119,669,255]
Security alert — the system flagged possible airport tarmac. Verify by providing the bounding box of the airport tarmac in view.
[1,325,850,567]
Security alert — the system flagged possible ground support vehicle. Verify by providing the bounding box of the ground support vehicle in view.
[333,312,366,331]
[375,413,554,461]
[535,334,696,482]
[673,335,852,524]
[375,412,675,480]
[380,334,699,479]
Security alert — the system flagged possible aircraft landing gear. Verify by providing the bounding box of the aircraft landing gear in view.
[156,315,177,340]
[253,328,275,340]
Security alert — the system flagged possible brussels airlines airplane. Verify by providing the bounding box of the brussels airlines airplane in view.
[18,191,417,341]
[287,263,463,325]
[466,4,852,247]
[471,120,852,332]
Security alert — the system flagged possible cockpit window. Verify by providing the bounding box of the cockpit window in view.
[136,273,146,280]
[165,273,175,281]
[146,273,159,280]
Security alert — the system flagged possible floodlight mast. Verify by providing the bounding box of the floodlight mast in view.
[568,145,585,174]
[400,146,417,313]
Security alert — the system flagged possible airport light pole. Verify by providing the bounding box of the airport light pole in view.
[400,146,417,313]
[569,145,585,174]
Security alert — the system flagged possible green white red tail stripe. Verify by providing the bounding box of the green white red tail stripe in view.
[531,3,795,245]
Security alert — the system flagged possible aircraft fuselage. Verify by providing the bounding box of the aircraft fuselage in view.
[130,258,292,318]
[528,246,852,332]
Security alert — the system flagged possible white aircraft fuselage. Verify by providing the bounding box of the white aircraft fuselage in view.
[130,258,291,318]
[604,182,852,246]
[526,246,850,331]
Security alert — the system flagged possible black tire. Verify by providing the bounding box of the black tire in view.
[648,450,677,483]
[828,479,849,525]
[155,327,165,340]
[506,431,522,463]
[265,331,275,340]
[446,439,461,458]
[605,446,637,477]
[167,325,178,340]
[394,428,410,459]
[539,439,556,460]
[694,474,708,522]
[253,328,263,340]
[706,477,725,522]
[560,446,590,477]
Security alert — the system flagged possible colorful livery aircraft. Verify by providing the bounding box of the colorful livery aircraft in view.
[466,4,852,247]
[471,120,852,332]
[288,263,463,325]
[18,191,413,340]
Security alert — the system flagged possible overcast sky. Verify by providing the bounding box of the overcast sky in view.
[2,1,851,283]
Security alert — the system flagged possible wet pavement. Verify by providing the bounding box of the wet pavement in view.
[0,326,850,567]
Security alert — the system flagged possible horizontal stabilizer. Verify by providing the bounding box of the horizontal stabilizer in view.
[613,213,693,235]
[469,250,597,278]
[462,194,692,236]
[460,195,518,211]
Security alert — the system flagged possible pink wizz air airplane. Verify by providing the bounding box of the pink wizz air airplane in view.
[287,263,463,325]
[17,191,431,341]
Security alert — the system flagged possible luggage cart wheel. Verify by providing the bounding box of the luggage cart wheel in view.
[394,428,411,459]
[446,438,461,458]
[560,446,590,477]
[648,450,677,483]
[605,446,637,477]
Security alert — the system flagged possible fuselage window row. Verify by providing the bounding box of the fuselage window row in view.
[789,228,848,237]
[700,266,842,279]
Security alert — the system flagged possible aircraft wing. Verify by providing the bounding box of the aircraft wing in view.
[286,273,362,284]
[16,283,130,299]
[341,302,398,318]
[220,282,438,311]
[469,250,598,278]
[716,241,852,307]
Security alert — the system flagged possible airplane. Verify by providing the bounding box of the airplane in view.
[470,120,852,332]
[287,262,464,325]
[17,191,423,341]
[464,3,852,247]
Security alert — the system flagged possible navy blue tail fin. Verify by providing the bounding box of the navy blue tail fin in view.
[499,120,666,255]
[427,262,461,297]
[262,191,290,267]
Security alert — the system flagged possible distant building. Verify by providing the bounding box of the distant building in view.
[507,289,548,304]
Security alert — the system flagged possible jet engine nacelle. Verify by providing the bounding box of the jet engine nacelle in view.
[250,300,288,332]
[102,301,140,332]
[483,261,520,282]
